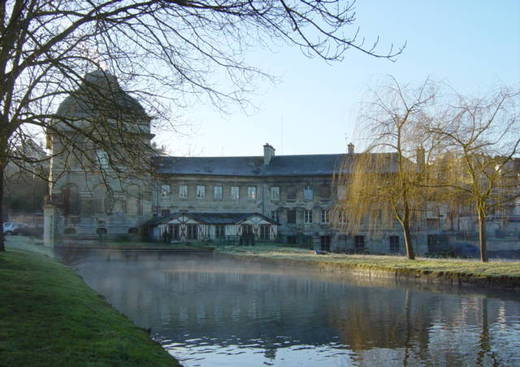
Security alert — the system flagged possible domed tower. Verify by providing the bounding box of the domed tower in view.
[46,70,154,240]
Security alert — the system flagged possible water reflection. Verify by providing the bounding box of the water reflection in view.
[62,250,520,367]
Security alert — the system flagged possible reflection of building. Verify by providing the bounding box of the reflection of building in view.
[69,252,520,367]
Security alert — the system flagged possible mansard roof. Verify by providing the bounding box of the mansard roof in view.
[154,153,398,177]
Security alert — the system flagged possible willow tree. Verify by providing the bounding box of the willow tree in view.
[427,89,520,262]
[0,1,404,251]
[334,79,436,259]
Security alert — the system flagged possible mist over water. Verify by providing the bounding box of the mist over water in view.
[61,250,520,367]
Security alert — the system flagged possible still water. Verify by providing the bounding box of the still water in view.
[60,250,520,367]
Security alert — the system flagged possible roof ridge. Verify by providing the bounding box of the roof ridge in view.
[159,153,347,159]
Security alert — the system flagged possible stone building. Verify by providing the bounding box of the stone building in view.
[45,71,154,241]
[45,71,519,255]
[43,71,415,253]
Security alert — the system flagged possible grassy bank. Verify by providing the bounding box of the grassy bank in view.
[212,244,520,283]
[0,249,180,367]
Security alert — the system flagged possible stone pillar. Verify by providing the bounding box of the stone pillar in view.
[43,204,56,247]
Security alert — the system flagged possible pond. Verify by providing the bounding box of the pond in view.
[60,250,520,367]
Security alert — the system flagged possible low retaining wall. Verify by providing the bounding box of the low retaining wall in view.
[223,254,520,290]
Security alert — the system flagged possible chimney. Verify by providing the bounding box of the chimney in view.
[347,142,355,155]
[263,143,275,165]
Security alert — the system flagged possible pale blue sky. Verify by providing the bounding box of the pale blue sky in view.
[154,0,520,157]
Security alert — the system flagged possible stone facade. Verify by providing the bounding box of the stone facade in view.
[151,144,408,252]
[47,71,154,240]
[46,71,520,255]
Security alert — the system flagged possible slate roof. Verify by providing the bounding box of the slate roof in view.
[155,154,349,177]
[154,153,398,177]
[56,70,148,121]
[148,212,276,225]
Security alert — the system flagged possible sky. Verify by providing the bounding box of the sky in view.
[152,0,520,158]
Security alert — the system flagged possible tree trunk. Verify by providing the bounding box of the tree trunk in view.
[0,163,4,252]
[402,221,415,260]
[478,207,488,262]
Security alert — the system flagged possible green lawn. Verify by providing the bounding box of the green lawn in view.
[0,249,181,367]
[213,243,520,279]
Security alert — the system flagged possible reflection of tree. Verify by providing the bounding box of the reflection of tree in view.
[477,297,499,366]
[264,346,277,361]
[64,253,520,366]
[403,289,411,367]
[331,288,433,354]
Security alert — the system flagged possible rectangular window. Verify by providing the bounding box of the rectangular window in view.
[287,186,297,200]
[355,235,365,250]
[320,236,331,251]
[321,209,329,224]
[304,210,313,224]
[304,185,313,201]
[172,224,180,240]
[231,186,240,200]
[187,224,198,240]
[196,185,205,199]
[319,184,331,199]
[270,186,280,201]
[287,209,296,224]
[260,224,270,240]
[213,185,223,200]
[161,209,170,217]
[242,224,253,234]
[161,184,171,197]
[215,225,225,239]
[389,236,400,252]
[271,210,279,223]
[179,184,188,199]
[247,186,256,200]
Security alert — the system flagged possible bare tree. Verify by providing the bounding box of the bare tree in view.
[334,79,437,260]
[0,1,404,251]
[427,89,520,262]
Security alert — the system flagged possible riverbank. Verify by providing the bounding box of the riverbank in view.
[212,244,520,289]
[0,249,181,367]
